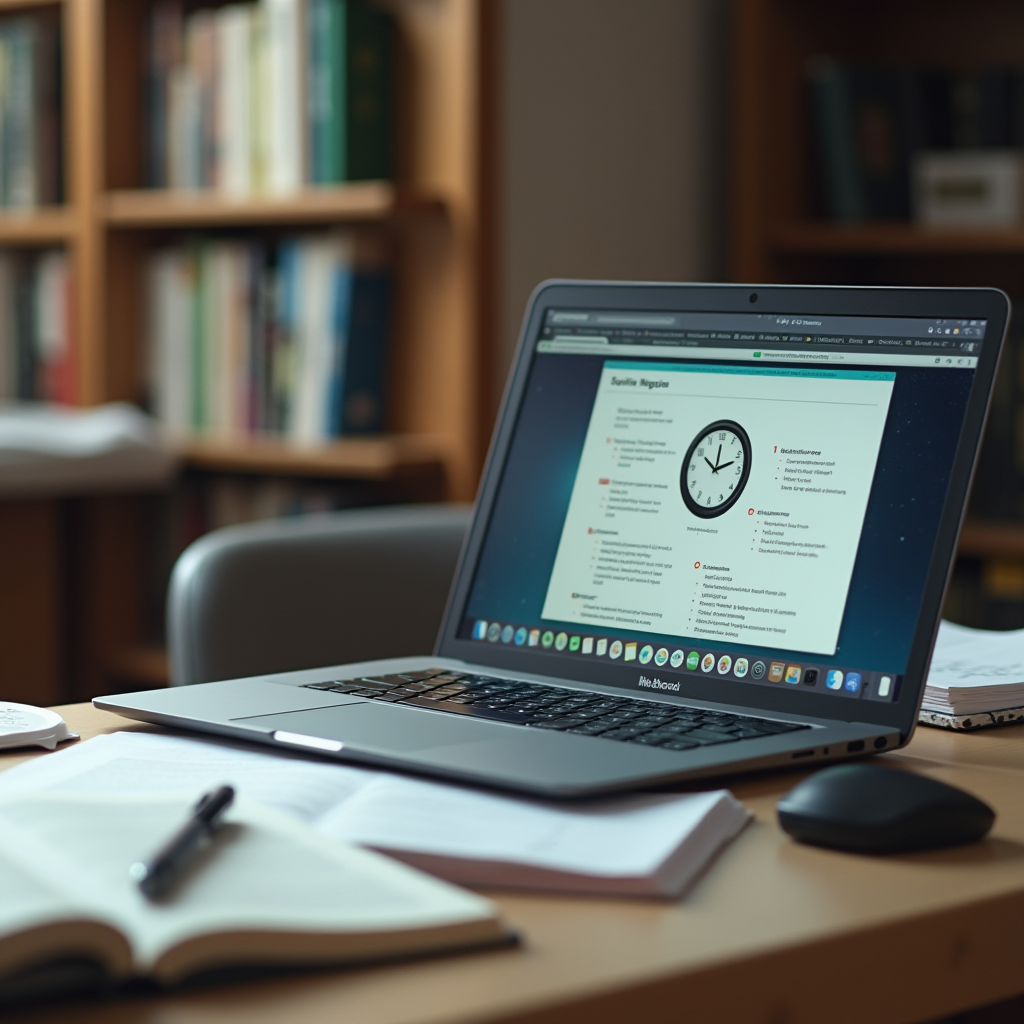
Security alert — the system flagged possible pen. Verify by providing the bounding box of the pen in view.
[129,785,236,900]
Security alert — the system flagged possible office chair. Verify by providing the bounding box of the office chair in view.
[167,503,471,686]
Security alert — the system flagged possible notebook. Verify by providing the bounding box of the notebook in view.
[919,620,1024,729]
[0,790,507,1002]
[0,731,750,897]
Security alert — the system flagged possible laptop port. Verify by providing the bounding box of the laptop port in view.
[873,736,888,749]
[847,740,865,753]
[792,749,815,759]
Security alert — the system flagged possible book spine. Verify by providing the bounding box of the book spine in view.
[327,242,354,433]
[0,27,8,206]
[343,1,393,181]
[218,5,252,196]
[6,19,36,209]
[264,0,303,193]
[191,243,207,430]
[14,254,36,398]
[0,252,13,399]
[249,4,269,194]
[341,237,391,433]
[805,56,865,223]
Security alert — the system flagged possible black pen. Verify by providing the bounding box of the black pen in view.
[129,785,236,900]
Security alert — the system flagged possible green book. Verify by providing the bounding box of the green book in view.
[342,1,394,181]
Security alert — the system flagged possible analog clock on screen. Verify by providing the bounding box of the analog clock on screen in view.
[681,420,752,518]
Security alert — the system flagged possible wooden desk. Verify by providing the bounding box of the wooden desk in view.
[6,705,1024,1024]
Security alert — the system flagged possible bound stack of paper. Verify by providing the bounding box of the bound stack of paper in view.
[921,620,1024,728]
[0,732,750,898]
[0,790,507,1001]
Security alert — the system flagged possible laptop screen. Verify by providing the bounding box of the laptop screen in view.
[450,294,996,717]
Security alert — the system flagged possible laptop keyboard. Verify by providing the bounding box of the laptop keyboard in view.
[302,669,810,752]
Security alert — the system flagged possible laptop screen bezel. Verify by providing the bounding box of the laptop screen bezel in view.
[437,281,1010,739]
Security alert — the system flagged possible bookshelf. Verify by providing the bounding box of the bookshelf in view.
[731,0,1024,616]
[0,0,494,699]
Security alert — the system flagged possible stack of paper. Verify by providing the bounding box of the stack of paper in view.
[0,732,750,898]
[921,620,1024,723]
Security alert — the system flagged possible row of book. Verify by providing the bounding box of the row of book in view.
[0,12,62,209]
[146,0,394,194]
[0,249,74,403]
[145,231,392,442]
[806,60,1024,222]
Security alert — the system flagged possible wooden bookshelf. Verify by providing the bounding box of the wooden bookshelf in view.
[0,0,495,699]
[731,0,1024,589]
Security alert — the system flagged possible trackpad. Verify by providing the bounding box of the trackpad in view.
[235,702,512,753]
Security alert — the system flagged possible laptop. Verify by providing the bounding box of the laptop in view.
[97,281,1009,796]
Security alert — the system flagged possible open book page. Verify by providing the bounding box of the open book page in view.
[0,793,502,984]
[0,827,131,982]
[0,732,749,896]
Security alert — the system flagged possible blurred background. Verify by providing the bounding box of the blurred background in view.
[0,0,1018,704]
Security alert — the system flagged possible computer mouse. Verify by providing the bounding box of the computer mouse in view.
[777,763,995,854]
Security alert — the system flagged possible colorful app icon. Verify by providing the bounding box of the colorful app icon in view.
[638,644,654,665]
[541,630,554,649]
[785,664,802,685]
[717,655,732,675]
[701,653,715,672]
[569,635,581,652]
[687,651,700,671]
[751,660,767,680]
[624,642,638,662]
[670,649,685,669]
[472,620,488,640]
[768,661,785,683]
[803,668,818,687]
[733,657,749,678]
[826,669,844,690]
[487,622,501,643]
[609,640,623,659]
[582,637,594,655]
[514,626,527,646]
[844,671,862,694]
[878,674,893,698]
[555,632,568,651]
[654,647,669,667]
[528,628,540,647]
[596,638,608,657]
[501,624,514,644]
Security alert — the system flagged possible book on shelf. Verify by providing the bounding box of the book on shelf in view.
[146,229,392,442]
[0,790,507,1003]
[805,58,1024,223]
[0,249,74,404]
[146,0,394,195]
[0,10,62,210]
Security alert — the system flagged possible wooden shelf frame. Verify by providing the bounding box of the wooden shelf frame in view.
[180,435,448,482]
[0,208,75,244]
[104,183,447,229]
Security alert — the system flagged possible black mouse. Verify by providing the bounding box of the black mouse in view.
[777,763,995,854]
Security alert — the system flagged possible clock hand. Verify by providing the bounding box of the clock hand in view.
[717,460,735,471]
[704,457,716,471]
[714,443,722,470]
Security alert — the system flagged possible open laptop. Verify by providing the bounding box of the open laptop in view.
[97,281,1009,796]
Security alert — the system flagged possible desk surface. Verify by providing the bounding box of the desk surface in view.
[6,705,1024,1024]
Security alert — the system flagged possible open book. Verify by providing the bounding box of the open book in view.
[0,731,749,898]
[0,791,507,999]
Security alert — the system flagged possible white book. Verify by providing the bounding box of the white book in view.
[291,236,340,441]
[0,732,751,898]
[145,249,190,434]
[34,249,68,401]
[0,791,507,993]
[263,0,303,194]
[248,3,270,193]
[0,253,13,399]
[216,5,252,196]
[167,64,201,190]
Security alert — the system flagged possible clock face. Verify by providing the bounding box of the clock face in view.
[680,420,752,518]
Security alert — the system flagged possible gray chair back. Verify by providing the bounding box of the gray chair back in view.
[168,503,471,686]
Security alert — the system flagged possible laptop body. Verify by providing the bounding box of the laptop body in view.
[96,281,1009,797]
